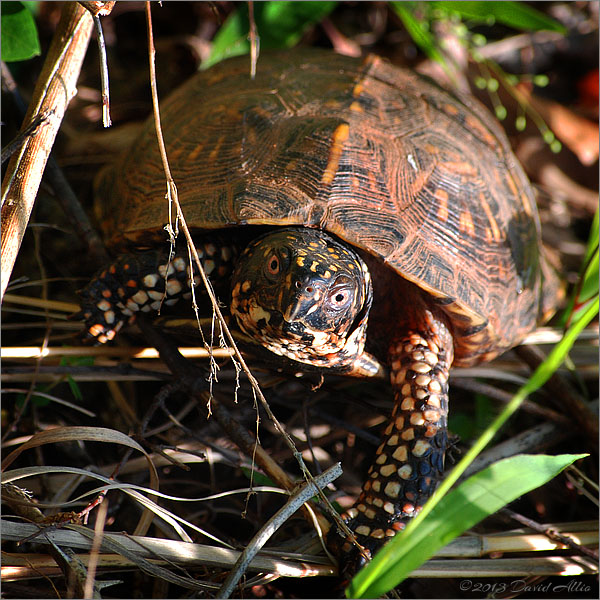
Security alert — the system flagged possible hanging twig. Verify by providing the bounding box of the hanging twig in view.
[142,1,350,543]
[248,0,259,79]
[92,14,111,127]
[79,1,116,127]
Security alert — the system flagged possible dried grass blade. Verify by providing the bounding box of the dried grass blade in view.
[0,426,159,536]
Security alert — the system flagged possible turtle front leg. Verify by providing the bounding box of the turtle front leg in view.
[332,310,454,573]
[76,241,236,344]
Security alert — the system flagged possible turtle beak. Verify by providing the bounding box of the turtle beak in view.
[282,277,327,324]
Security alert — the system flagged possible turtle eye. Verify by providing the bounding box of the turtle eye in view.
[265,253,281,277]
[327,275,356,310]
[327,287,353,309]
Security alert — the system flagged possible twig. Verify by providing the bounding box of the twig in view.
[218,463,343,598]
[1,57,109,267]
[0,108,54,165]
[78,1,116,17]
[84,496,109,598]
[1,364,170,383]
[1,3,94,300]
[453,378,573,427]
[501,508,599,561]
[1,344,233,359]
[92,14,111,127]
[248,0,259,79]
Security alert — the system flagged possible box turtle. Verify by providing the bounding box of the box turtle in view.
[78,49,559,571]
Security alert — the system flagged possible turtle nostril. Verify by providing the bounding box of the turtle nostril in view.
[305,286,314,293]
[295,280,302,289]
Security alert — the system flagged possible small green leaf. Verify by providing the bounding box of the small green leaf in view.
[59,356,94,402]
[67,376,83,402]
[494,105,507,120]
[241,467,275,487]
[471,33,487,47]
[205,1,337,69]
[348,453,587,598]
[515,115,527,131]
[543,129,555,144]
[1,1,41,62]
[431,1,566,33]
[486,77,499,92]
[549,139,562,154]
[533,74,550,87]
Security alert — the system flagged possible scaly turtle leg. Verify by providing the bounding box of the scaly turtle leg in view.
[76,241,236,344]
[332,309,454,573]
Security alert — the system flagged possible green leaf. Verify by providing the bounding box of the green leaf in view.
[241,467,275,487]
[205,1,337,70]
[349,453,587,598]
[431,1,566,33]
[59,355,94,402]
[1,1,41,62]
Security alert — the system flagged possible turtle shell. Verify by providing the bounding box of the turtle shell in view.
[95,49,556,366]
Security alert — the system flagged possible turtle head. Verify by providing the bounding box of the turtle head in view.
[231,228,374,372]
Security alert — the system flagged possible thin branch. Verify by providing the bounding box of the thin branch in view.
[92,14,111,127]
[501,508,599,561]
[0,108,54,165]
[248,0,259,79]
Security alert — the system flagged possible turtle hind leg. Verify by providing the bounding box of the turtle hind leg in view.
[330,310,454,575]
[75,241,236,344]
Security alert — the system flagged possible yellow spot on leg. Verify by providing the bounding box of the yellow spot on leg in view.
[412,439,431,456]
[384,481,401,498]
[392,445,408,462]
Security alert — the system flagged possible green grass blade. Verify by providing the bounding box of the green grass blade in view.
[348,296,598,597]
[390,2,447,66]
[560,209,599,325]
[432,1,566,33]
[349,453,587,598]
